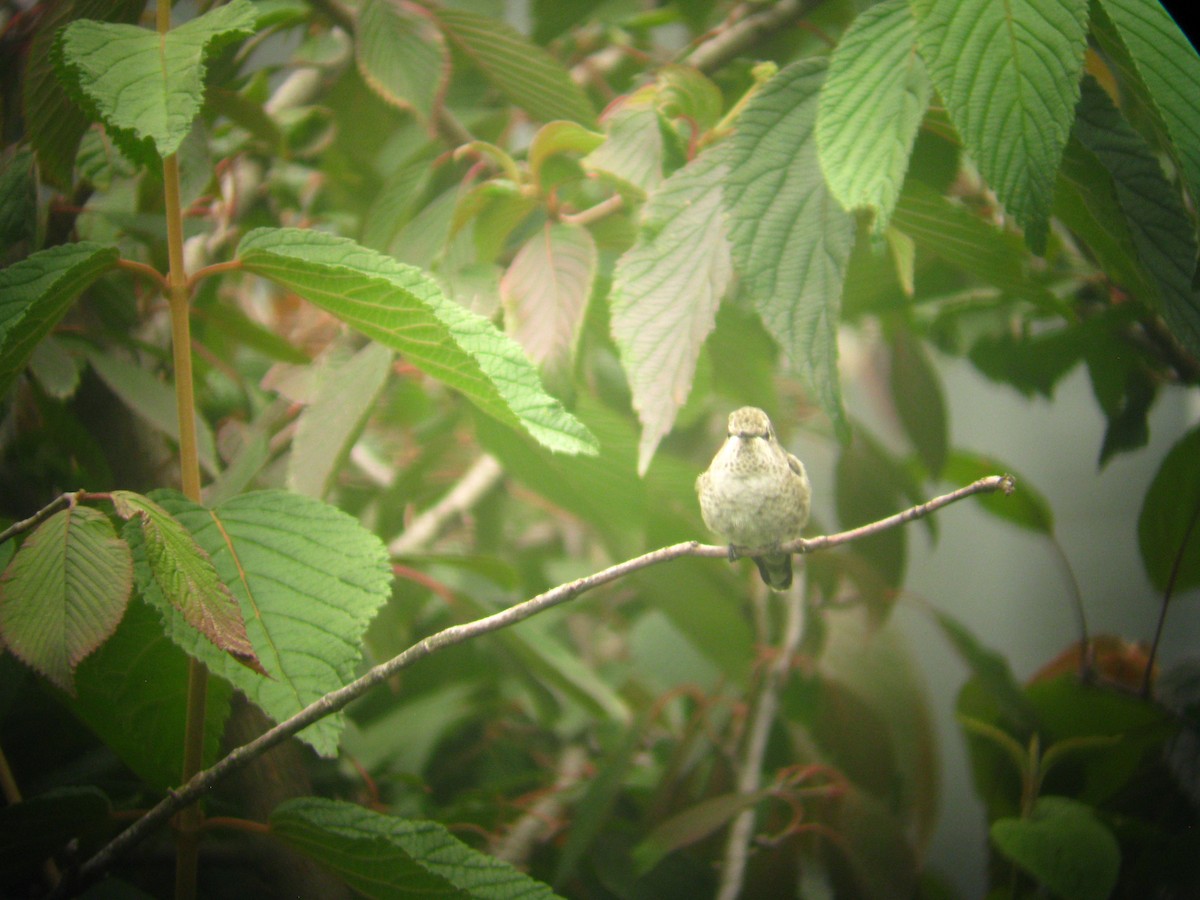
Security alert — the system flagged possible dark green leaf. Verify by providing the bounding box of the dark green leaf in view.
[943,451,1053,534]
[356,0,448,124]
[0,787,111,877]
[1137,424,1200,595]
[990,796,1119,900]
[271,797,565,899]
[1072,77,1200,357]
[0,242,118,398]
[890,328,947,477]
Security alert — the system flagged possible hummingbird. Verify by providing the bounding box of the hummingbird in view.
[696,407,811,591]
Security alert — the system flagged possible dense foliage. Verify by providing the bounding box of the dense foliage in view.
[1,0,1198,897]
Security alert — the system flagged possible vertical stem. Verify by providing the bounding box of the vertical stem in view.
[157,6,207,899]
[716,579,806,900]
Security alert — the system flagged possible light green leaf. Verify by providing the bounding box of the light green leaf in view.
[655,64,724,134]
[1072,77,1200,357]
[611,149,732,475]
[583,93,665,196]
[0,506,131,694]
[501,223,596,375]
[112,490,259,671]
[428,6,596,127]
[28,335,83,400]
[634,791,769,874]
[355,0,447,123]
[891,179,1056,306]
[288,342,393,499]
[991,796,1119,900]
[141,490,392,756]
[84,347,220,475]
[724,60,854,440]
[22,0,145,190]
[271,797,565,899]
[53,0,257,163]
[238,227,598,456]
[1093,0,1200,228]
[911,0,1089,252]
[817,0,931,231]
[65,598,233,791]
[0,242,118,398]
[528,120,605,187]
[1138,424,1200,595]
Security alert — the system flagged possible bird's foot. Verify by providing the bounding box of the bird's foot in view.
[726,544,741,563]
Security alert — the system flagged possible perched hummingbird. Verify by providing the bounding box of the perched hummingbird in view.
[696,407,811,590]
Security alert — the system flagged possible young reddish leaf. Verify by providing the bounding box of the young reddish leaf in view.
[0,506,131,693]
[501,223,596,376]
[111,490,262,674]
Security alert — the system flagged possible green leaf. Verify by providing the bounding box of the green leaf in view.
[1072,77,1200,357]
[944,450,1053,534]
[0,242,118,398]
[66,597,232,791]
[891,179,1056,306]
[990,796,1119,900]
[0,786,111,878]
[528,120,605,188]
[0,506,131,693]
[890,328,947,477]
[1137,424,1200,595]
[428,6,596,127]
[1092,0,1200,231]
[22,0,145,190]
[929,605,1035,731]
[0,147,37,259]
[141,490,392,756]
[634,791,769,874]
[817,0,931,231]
[834,429,910,589]
[501,223,597,375]
[655,64,724,135]
[28,336,83,400]
[356,0,448,124]
[112,490,259,671]
[288,342,394,499]
[724,60,854,440]
[271,797,565,899]
[583,94,665,196]
[53,0,257,164]
[238,227,598,456]
[610,149,732,475]
[911,0,1089,253]
[84,347,220,476]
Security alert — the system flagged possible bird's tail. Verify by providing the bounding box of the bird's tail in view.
[754,553,793,591]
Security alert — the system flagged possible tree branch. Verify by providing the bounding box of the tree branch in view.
[388,454,505,556]
[684,0,814,74]
[58,474,1012,895]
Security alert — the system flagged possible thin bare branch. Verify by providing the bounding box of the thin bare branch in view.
[717,577,806,900]
[0,492,80,546]
[388,454,505,556]
[58,474,1012,895]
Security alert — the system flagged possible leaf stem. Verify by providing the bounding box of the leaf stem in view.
[56,475,1013,895]
[158,2,208,886]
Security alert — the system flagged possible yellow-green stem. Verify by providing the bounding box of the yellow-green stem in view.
[158,4,208,893]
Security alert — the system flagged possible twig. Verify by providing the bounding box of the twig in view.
[388,454,505,556]
[56,474,1011,895]
[1141,498,1200,697]
[0,491,82,545]
[716,577,806,900]
[684,0,813,74]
